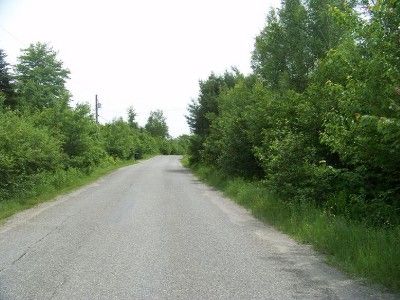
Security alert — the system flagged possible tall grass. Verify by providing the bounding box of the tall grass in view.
[188,162,400,292]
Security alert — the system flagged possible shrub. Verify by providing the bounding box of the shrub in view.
[102,118,138,160]
[0,112,63,200]
[33,104,107,171]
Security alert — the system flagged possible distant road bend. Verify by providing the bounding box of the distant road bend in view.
[0,156,397,299]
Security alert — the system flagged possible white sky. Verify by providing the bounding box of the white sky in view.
[0,0,280,137]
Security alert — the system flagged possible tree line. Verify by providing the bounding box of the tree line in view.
[186,0,400,227]
[0,42,189,202]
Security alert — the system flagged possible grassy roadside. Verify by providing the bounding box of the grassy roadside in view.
[183,159,400,292]
[0,156,153,223]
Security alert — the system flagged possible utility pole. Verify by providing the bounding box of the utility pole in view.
[95,94,101,123]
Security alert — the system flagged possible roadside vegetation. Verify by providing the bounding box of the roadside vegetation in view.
[185,0,400,291]
[0,43,189,221]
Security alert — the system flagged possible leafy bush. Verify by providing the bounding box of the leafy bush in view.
[33,104,107,171]
[135,131,159,159]
[0,42,171,207]
[0,112,63,200]
[186,1,400,227]
[102,118,138,160]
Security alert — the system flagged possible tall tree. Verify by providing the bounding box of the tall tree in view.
[186,70,241,163]
[127,106,138,129]
[186,70,240,137]
[252,0,310,92]
[252,0,354,92]
[0,49,15,108]
[305,0,354,60]
[145,110,169,138]
[15,42,70,110]
[103,118,138,160]
[251,10,288,91]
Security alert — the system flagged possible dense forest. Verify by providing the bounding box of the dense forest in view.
[0,43,189,204]
[187,0,400,228]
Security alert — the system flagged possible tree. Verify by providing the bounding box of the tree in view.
[0,49,15,108]
[305,0,355,61]
[202,77,265,177]
[186,70,239,136]
[102,118,138,160]
[252,0,354,92]
[0,111,63,199]
[15,42,70,110]
[251,10,288,90]
[145,110,169,139]
[317,0,400,225]
[33,104,106,170]
[127,106,138,129]
[185,70,241,163]
[252,0,310,92]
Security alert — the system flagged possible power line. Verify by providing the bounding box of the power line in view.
[0,25,24,46]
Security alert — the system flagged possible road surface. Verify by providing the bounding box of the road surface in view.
[0,156,397,299]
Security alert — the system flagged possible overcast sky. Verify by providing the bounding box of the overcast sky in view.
[0,0,280,137]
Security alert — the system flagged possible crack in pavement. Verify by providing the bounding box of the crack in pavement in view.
[0,215,73,274]
[49,275,68,300]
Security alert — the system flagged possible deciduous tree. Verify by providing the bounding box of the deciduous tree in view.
[145,110,169,139]
[15,42,70,110]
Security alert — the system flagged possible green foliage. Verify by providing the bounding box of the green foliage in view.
[0,111,63,200]
[188,1,400,229]
[102,118,139,160]
[0,45,169,206]
[159,139,174,155]
[186,70,242,164]
[145,109,169,138]
[189,163,400,291]
[33,104,106,171]
[202,77,264,177]
[0,92,5,113]
[172,134,191,154]
[305,0,357,59]
[187,134,204,164]
[186,71,239,136]
[135,131,159,158]
[192,165,400,290]
[157,135,191,155]
[0,159,135,222]
[0,49,15,108]
[15,42,70,110]
[127,106,138,129]
[252,0,355,92]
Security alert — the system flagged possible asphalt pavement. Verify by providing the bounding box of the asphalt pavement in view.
[0,156,397,299]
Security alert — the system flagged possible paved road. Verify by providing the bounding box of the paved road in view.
[0,156,397,299]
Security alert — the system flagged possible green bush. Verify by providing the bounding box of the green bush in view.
[135,131,159,158]
[0,112,63,200]
[102,118,138,160]
[186,2,400,227]
[0,42,170,217]
[33,104,107,171]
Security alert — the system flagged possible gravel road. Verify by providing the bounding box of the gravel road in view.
[0,156,397,299]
